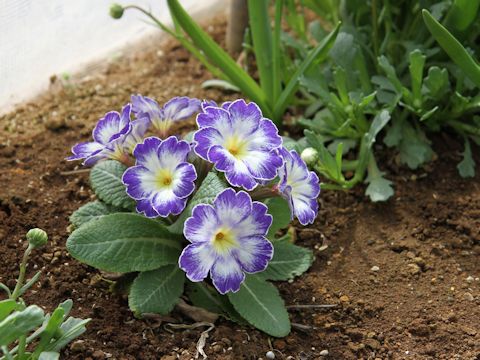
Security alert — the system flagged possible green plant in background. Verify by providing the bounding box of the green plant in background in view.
[0,229,89,360]
[110,0,339,126]
[293,0,480,200]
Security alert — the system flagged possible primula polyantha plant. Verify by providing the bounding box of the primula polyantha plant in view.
[0,229,89,360]
[66,96,319,337]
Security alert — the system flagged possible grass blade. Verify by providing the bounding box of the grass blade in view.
[422,9,480,87]
[167,0,271,117]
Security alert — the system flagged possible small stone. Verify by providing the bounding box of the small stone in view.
[266,350,275,359]
[407,263,421,275]
[212,344,223,353]
[70,340,86,352]
[370,266,380,272]
[466,276,474,283]
[364,338,380,350]
[340,295,350,303]
[319,349,329,356]
[463,292,474,301]
[274,340,286,350]
[92,350,105,359]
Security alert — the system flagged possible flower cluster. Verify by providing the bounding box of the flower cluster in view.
[68,96,320,293]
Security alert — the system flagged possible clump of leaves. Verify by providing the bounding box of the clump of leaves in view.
[0,229,89,360]
[287,0,480,200]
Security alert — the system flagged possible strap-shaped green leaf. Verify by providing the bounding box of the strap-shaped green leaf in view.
[167,0,271,117]
[67,213,182,273]
[228,276,290,337]
[0,305,45,347]
[32,307,65,358]
[129,265,185,315]
[423,9,480,87]
[0,300,18,322]
[90,160,135,209]
[260,240,313,281]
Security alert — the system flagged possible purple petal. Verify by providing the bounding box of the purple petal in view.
[131,94,162,118]
[236,202,272,237]
[136,198,159,218]
[151,190,187,216]
[92,111,129,145]
[196,106,232,130]
[233,236,273,273]
[122,165,152,200]
[211,256,245,294]
[250,119,282,149]
[172,163,197,198]
[224,162,258,190]
[133,137,162,168]
[179,243,217,282]
[163,96,201,121]
[206,145,236,171]
[292,197,318,225]
[213,189,252,226]
[226,99,262,136]
[201,100,218,111]
[157,136,190,168]
[193,127,223,160]
[184,204,219,243]
[243,150,283,181]
[67,141,103,160]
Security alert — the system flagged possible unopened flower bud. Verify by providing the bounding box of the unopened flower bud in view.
[109,3,124,19]
[26,228,48,249]
[301,147,319,166]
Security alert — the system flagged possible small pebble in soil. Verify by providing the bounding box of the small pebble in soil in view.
[463,292,474,301]
[319,349,329,356]
[266,350,275,359]
[466,275,474,283]
[371,265,380,272]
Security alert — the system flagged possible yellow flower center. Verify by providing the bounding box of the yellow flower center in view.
[155,169,174,188]
[225,135,248,159]
[212,228,238,253]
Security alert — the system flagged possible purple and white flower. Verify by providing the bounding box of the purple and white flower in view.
[278,148,320,225]
[122,136,197,217]
[194,99,283,191]
[179,188,273,294]
[68,104,150,166]
[131,95,201,136]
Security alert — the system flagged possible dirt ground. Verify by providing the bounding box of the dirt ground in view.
[0,17,479,360]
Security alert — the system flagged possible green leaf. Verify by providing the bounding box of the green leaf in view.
[398,123,434,169]
[366,110,391,147]
[457,138,476,177]
[129,265,185,315]
[47,317,90,352]
[409,50,426,105]
[423,9,480,88]
[273,23,340,119]
[90,160,135,210]
[264,197,291,239]
[260,241,313,281]
[18,271,42,297]
[185,282,244,323]
[169,172,228,234]
[70,201,126,228]
[0,300,18,322]
[32,308,65,358]
[0,306,45,347]
[449,0,480,31]
[423,66,450,99]
[365,156,394,202]
[39,352,60,360]
[228,276,290,337]
[67,213,182,273]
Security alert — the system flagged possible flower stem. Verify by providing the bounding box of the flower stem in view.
[11,244,33,301]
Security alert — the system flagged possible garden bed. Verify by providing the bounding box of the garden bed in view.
[1,17,479,360]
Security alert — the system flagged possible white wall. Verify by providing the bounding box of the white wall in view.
[0,0,220,112]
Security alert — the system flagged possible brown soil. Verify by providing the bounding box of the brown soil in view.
[1,16,479,360]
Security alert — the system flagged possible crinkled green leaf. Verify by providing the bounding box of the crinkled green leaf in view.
[260,241,313,281]
[423,66,450,99]
[129,265,185,315]
[70,201,126,228]
[67,213,182,273]
[457,139,476,177]
[169,172,228,234]
[228,276,290,337]
[90,160,135,210]
[264,197,291,239]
